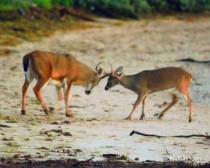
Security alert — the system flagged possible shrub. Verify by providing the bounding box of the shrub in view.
[206,0,210,10]
[167,0,208,12]
[74,0,137,18]
[192,0,207,12]
[0,0,209,16]
[105,0,135,18]
[179,0,196,11]
[131,0,152,14]
[0,0,31,10]
[51,0,73,7]
[147,0,168,11]
[33,0,52,9]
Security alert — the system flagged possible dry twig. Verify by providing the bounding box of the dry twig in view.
[72,157,94,167]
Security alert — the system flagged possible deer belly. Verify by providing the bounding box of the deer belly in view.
[48,78,65,87]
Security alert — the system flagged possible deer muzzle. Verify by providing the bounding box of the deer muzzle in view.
[85,90,91,95]
[105,86,109,91]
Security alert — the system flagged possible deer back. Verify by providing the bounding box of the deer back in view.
[24,50,98,85]
[133,67,192,93]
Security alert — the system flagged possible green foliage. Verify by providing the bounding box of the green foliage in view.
[147,0,167,11]
[180,0,196,11]
[0,0,73,10]
[167,0,208,12]
[0,0,31,10]
[131,0,152,14]
[194,0,210,12]
[74,0,210,18]
[33,0,52,9]
[74,0,137,18]
[206,0,210,10]
[104,0,135,18]
[0,0,210,17]
[51,0,73,6]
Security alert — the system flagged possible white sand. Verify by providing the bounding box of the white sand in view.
[0,17,209,163]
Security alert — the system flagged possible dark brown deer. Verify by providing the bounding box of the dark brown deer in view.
[104,66,193,122]
[21,50,106,117]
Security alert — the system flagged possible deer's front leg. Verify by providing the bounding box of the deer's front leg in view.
[140,96,147,120]
[50,86,63,113]
[65,83,73,117]
[125,93,144,120]
[33,78,50,115]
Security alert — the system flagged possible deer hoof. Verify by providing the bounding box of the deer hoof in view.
[158,114,163,119]
[44,109,50,115]
[49,107,54,113]
[124,116,131,120]
[21,110,26,115]
[66,112,73,118]
[140,115,145,120]
[189,118,192,123]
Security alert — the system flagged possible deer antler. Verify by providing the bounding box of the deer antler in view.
[99,63,113,79]
[109,63,114,74]
[95,62,104,71]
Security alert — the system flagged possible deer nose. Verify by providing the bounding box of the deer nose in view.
[85,90,91,95]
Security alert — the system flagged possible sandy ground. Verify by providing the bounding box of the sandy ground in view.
[0,17,210,164]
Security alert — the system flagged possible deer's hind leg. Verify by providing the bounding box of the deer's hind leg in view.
[21,79,30,115]
[158,93,179,119]
[21,68,35,115]
[184,92,192,122]
[178,79,192,122]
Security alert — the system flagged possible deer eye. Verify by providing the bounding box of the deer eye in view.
[110,80,115,85]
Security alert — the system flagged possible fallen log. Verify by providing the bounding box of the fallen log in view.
[130,130,210,139]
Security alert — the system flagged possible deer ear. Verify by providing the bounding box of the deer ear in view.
[114,66,123,75]
[96,67,103,76]
[115,73,123,80]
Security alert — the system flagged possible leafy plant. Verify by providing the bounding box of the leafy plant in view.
[33,0,52,9]
[51,0,73,6]
[0,0,210,17]
[0,0,31,10]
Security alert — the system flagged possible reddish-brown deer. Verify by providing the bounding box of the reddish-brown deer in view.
[21,50,105,117]
[104,66,193,122]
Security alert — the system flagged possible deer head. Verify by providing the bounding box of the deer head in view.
[105,65,123,91]
[85,62,105,95]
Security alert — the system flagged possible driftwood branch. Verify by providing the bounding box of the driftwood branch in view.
[0,124,11,128]
[72,157,94,167]
[130,130,210,139]
[176,58,210,64]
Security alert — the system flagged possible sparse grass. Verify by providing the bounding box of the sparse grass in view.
[6,142,20,147]
[30,121,39,126]
[1,148,20,154]
[23,138,30,141]
[3,115,17,123]
[0,16,97,49]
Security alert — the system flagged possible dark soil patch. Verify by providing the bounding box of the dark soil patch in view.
[0,159,209,168]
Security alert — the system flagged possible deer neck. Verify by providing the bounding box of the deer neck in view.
[74,62,96,85]
[120,75,135,91]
